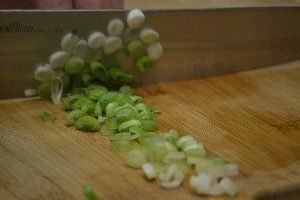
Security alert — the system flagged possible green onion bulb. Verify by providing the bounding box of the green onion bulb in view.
[103,36,123,55]
[72,39,88,58]
[128,40,145,58]
[88,31,106,49]
[147,42,163,61]
[107,18,124,36]
[127,9,145,29]
[135,55,153,72]
[34,64,54,82]
[64,57,84,75]
[49,51,71,69]
[38,82,52,99]
[140,28,159,45]
[61,32,79,51]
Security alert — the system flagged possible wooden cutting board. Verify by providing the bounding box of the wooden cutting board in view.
[1,61,300,200]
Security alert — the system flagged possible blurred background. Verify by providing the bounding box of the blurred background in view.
[0,0,300,9]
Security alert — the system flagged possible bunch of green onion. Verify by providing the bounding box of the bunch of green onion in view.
[31,9,163,106]
[32,9,239,198]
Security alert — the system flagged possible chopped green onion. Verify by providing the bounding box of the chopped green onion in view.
[38,82,52,99]
[107,18,124,36]
[73,39,88,58]
[160,129,179,145]
[85,48,104,62]
[176,135,195,149]
[110,140,133,152]
[224,164,239,176]
[140,28,159,44]
[64,57,84,75]
[141,119,158,131]
[135,55,153,72]
[147,42,163,61]
[118,119,141,132]
[61,32,79,52]
[119,85,132,94]
[88,32,106,49]
[115,106,136,122]
[62,94,81,110]
[66,110,86,126]
[34,64,54,82]
[127,9,145,29]
[126,148,147,168]
[143,163,156,180]
[51,77,63,105]
[49,50,71,69]
[219,177,238,197]
[128,40,145,58]
[163,151,185,164]
[103,36,123,55]
[124,28,140,43]
[105,102,119,117]
[138,132,158,145]
[88,61,108,82]
[100,124,116,136]
[114,49,129,65]
[58,72,71,92]
[105,117,118,130]
[81,73,94,87]
[94,101,103,117]
[83,184,98,200]
[109,132,131,141]
[99,91,118,108]
[39,110,56,122]
[129,125,144,135]
[209,182,225,196]
[74,116,99,132]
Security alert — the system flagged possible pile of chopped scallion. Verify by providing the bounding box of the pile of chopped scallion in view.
[30,9,239,198]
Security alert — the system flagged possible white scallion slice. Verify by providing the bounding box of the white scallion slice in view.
[176,135,195,149]
[61,32,79,52]
[160,179,182,189]
[51,77,63,105]
[183,143,204,152]
[127,8,145,29]
[24,88,37,97]
[102,36,122,55]
[209,181,225,196]
[126,148,147,168]
[160,163,178,182]
[72,39,88,58]
[34,64,54,82]
[186,156,202,165]
[49,51,71,69]
[219,177,238,197]
[142,163,156,180]
[124,28,140,43]
[224,164,239,176]
[88,32,106,49]
[140,28,159,44]
[107,18,124,36]
[163,151,185,164]
[191,173,214,195]
[147,42,163,61]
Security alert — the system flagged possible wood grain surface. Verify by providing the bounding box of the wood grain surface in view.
[1,61,300,199]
